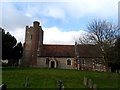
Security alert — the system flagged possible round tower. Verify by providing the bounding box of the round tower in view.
[22,21,43,67]
[31,21,40,66]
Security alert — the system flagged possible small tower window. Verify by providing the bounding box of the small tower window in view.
[30,35,32,40]
[67,59,71,65]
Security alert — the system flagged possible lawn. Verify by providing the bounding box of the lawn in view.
[2,67,120,89]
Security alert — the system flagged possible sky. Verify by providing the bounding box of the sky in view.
[0,0,119,45]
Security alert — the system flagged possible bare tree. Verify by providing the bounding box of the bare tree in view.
[78,35,89,44]
[79,20,120,70]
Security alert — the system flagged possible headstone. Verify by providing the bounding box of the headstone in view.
[62,85,64,90]
[92,83,97,90]
[88,79,92,88]
[83,77,87,86]
[24,77,30,88]
[58,80,63,90]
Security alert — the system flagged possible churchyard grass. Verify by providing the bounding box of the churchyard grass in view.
[2,67,120,88]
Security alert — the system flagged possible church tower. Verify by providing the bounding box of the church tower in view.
[22,21,43,67]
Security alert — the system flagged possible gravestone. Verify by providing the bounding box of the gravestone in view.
[24,77,30,88]
[58,80,64,90]
[83,77,87,86]
[92,83,97,90]
[62,85,64,90]
[83,77,97,90]
[88,79,92,88]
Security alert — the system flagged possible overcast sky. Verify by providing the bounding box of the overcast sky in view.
[0,0,119,44]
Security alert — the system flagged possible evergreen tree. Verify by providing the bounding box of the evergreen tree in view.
[2,28,17,60]
[2,28,23,66]
[12,42,23,66]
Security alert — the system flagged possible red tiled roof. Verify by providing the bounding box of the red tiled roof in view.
[77,44,102,58]
[40,44,102,58]
[41,44,75,57]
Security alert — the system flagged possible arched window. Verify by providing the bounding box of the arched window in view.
[67,59,71,65]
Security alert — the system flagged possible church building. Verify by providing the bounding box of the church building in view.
[22,21,106,71]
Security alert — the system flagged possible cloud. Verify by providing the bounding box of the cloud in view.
[8,25,87,45]
[9,28,25,43]
[21,3,67,23]
[63,0,118,19]
[24,0,118,19]
[14,0,119,26]
[43,26,87,44]
[41,5,66,20]
[2,3,32,30]
[1,0,119,44]
[1,3,34,43]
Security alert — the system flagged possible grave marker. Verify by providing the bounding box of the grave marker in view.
[88,79,92,88]
[83,77,87,86]
[92,83,97,90]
